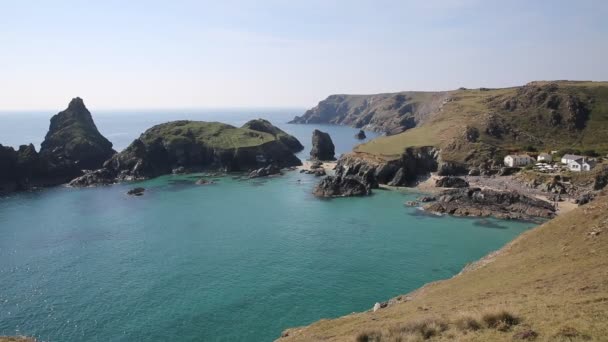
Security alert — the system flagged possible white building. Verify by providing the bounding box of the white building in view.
[537,153,552,163]
[504,154,535,167]
[561,154,584,165]
[567,158,595,172]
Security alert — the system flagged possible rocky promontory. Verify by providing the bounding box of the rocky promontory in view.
[423,187,556,220]
[313,147,445,197]
[71,120,302,186]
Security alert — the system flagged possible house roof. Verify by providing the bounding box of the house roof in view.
[506,154,533,159]
[562,154,584,161]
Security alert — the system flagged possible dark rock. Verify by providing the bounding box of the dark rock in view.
[468,168,481,176]
[404,201,419,207]
[195,178,215,185]
[417,196,436,202]
[248,164,282,178]
[313,175,370,197]
[464,126,480,142]
[313,168,326,177]
[127,187,145,196]
[423,188,556,220]
[69,168,116,187]
[437,161,467,176]
[435,176,469,188]
[575,193,594,206]
[310,161,323,169]
[355,130,366,140]
[172,166,187,174]
[310,130,335,161]
[40,97,116,178]
[499,167,521,176]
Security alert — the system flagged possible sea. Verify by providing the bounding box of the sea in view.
[0,109,536,341]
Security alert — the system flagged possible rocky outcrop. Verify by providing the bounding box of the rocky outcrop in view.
[310,130,335,161]
[242,118,304,152]
[435,176,469,188]
[313,175,371,197]
[40,97,115,178]
[248,164,281,178]
[312,147,441,197]
[1,98,116,194]
[424,187,555,220]
[355,130,366,140]
[72,120,302,186]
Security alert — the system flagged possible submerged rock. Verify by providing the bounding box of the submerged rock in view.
[195,178,215,185]
[310,130,336,161]
[127,187,145,196]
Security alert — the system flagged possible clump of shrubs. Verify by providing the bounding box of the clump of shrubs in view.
[482,310,520,331]
[455,316,482,332]
[391,318,449,339]
[356,330,382,342]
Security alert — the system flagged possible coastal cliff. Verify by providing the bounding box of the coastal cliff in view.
[70,120,302,186]
[294,81,608,173]
[290,92,449,135]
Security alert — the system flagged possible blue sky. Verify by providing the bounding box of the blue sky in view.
[1,0,607,110]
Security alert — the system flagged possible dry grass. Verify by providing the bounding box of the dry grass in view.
[0,337,35,342]
[277,194,608,341]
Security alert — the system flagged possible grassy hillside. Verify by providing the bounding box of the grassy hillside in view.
[139,121,277,149]
[355,81,608,164]
[278,193,608,341]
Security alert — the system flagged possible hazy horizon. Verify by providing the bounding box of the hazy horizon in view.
[2,0,607,110]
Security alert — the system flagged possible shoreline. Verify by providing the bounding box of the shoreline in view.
[409,173,577,216]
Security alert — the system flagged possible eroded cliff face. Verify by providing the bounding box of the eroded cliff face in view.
[290,92,449,134]
[313,147,452,197]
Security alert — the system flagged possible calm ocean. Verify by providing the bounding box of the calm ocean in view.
[0,109,536,341]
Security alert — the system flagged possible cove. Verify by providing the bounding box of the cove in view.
[0,111,536,341]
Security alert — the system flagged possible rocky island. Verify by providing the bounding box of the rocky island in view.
[70,119,303,186]
[0,100,303,193]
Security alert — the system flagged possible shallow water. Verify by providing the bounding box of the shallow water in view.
[0,110,536,341]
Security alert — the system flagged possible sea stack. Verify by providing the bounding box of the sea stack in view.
[310,129,335,161]
[40,97,115,176]
[355,130,366,140]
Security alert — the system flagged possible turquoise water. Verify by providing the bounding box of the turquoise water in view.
[0,111,536,341]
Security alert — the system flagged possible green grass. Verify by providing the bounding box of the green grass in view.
[140,121,276,150]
